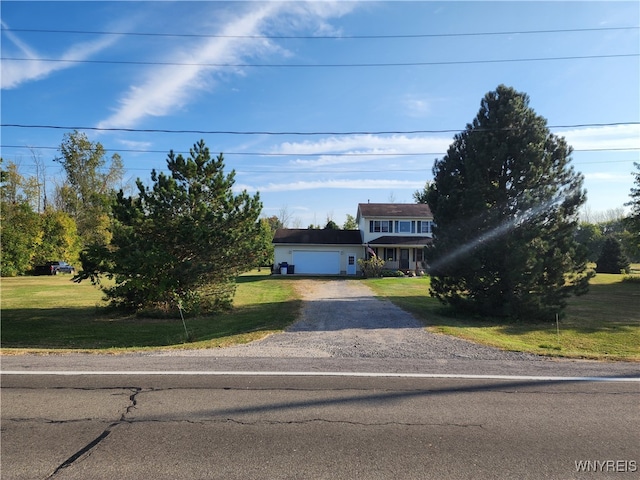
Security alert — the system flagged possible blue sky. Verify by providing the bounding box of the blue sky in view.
[2,1,639,227]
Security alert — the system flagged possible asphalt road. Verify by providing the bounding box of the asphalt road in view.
[2,280,638,479]
[2,364,639,480]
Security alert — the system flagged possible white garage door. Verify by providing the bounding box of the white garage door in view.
[293,251,341,275]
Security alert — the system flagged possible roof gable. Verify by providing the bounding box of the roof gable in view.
[273,229,362,245]
[357,203,433,219]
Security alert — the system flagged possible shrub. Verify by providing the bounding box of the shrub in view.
[358,257,385,278]
[381,269,405,277]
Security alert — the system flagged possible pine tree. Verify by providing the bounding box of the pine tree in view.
[424,85,592,320]
[596,236,630,274]
[77,140,262,314]
[625,162,640,246]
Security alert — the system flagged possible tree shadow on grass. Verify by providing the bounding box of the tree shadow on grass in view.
[0,298,303,350]
[385,280,640,336]
[236,274,354,284]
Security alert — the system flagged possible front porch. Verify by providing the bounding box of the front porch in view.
[366,243,430,274]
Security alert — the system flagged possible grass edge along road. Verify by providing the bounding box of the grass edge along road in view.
[0,271,302,354]
[366,273,639,362]
[1,270,638,361]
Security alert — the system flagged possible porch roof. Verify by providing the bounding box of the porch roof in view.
[367,236,433,247]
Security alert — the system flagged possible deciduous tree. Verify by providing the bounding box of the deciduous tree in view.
[424,85,592,320]
[55,131,123,245]
[255,218,275,270]
[1,159,43,275]
[343,214,358,230]
[32,209,82,266]
[0,202,41,276]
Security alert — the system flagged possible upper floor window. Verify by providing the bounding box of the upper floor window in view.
[370,220,392,233]
[397,221,412,233]
[418,221,433,234]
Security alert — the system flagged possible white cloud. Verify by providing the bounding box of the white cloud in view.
[271,134,451,167]
[402,95,432,117]
[117,139,153,150]
[1,20,120,89]
[235,178,425,193]
[97,4,283,129]
[556,124,640,151]
[97,2,359,130]
[584,172,634,182]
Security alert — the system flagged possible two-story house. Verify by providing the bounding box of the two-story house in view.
[272,202,433,275]
[357,203,433,272]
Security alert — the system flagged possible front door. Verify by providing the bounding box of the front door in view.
[400,249,410,270]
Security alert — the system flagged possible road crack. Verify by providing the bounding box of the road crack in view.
[45,387,142,479]
[222,418,485,428]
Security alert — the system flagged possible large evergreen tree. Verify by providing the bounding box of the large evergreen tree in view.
[625,162,640,246]
[77,140,263,314]
[424,85,592,320]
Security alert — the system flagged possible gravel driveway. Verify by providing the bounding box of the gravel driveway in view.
[213,280,538,360]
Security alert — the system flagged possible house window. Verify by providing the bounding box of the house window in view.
[419,221,432,234]
[384,248,396,261]
[416,248,424,262]
[398,221,411,233]
[370,220,392,233]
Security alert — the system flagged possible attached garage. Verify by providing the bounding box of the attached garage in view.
[272,229,363,276]
[293,250,341,275]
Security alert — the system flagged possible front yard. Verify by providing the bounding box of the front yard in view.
[365,273,639,361]
[1,270,638,360]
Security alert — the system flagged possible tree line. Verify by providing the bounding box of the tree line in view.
[2,85,639,322]
[1,131,124,276]
[1,134,273,315]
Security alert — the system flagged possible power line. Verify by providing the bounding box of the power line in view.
[2,145,638,157]
[7,158,637,178]
[3,53,637,68]
[2,122,638,136]
[2,25,638,39]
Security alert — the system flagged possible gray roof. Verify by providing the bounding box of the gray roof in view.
[273,229,363,245]
[367,236,433,246]
[357,203,433,218]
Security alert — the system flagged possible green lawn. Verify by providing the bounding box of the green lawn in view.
[0,271,302,353]
[2,270,638,360]
[365,273,639,361]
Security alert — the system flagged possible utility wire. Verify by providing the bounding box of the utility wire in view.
[2,145,638,156]
[2,25,638,39]
[2,122,638,136]
[2,53,637,68]
[7,158,637,175]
